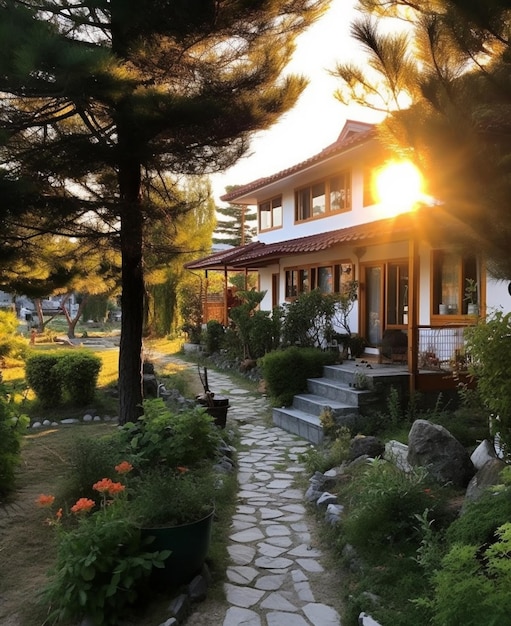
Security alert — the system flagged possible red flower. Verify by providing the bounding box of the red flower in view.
[93,478,125,495]
[37,494,55,508]
[177,466,189,474]
[71,498,95,514]
[115,461,134,475]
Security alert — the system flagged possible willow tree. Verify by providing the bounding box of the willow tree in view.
[333,0,511,278]
[0,0,330,423]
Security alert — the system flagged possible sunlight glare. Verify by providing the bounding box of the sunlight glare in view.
[375,160,424,214]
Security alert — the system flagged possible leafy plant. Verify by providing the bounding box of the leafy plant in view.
[261,346,337,406]
[38,466,169,626]
[281,289,339,348]
[464,278,478,304]
[205,320,225,354]
[55,351,102,405]
[420,524,511,626]
[0,376,29,495]
[464,311,511,455]
[130,465,217,528]
[118,399,222,469]
[25,353,63,407]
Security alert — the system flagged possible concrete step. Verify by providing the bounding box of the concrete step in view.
[307,377,371,405]
[293,393,359,418]
[272,407,323,445]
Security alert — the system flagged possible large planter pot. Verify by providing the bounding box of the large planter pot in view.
[141,509,214,587]
[196,395,229,429]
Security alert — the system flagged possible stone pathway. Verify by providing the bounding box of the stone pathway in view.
[163,358,344,626]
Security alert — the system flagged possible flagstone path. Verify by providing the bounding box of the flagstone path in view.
[160,358,344,626]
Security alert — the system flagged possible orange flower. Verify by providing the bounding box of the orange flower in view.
[115,461,133,475]
[70,498,95,514]
[177,466,189,474]
[56,508,63,520]
[37,494,55,508]
[93,478,125,495]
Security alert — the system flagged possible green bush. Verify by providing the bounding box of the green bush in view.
[25,351,101,407]
[0,310,28,361]
[205,320,224,354]
[421,524,511,626]
[55,351,101,405]
[0,383,28,496]
[261,346,337,406]
[25,353,63,406]
[281,289,339,348]
[118,399,222,469]
[464,311,511,455]
[341,459,445,553]
[445,488,511,548]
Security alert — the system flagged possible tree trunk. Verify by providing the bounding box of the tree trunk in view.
[117,156,145,424]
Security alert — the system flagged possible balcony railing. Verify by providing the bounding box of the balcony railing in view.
[417,324,470,373]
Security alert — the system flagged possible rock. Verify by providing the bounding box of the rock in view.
[316,492,338,508]
[325,503,344,525]
[384,440,412,472]
[470,439,497,470]
[464,458,507,504]
[350,435,385,461]
[407,419,475,487]
[359,613,383,626]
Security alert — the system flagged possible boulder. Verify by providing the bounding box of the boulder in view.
[384,440,412,473]
[407,419,475,487]
[350,435,385,461]
[470,439,497,470]
[464,458,507,504]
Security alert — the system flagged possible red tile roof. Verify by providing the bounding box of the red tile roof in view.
[220,123,377,204]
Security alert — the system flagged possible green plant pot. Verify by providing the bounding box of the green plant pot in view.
[141,509,214,587]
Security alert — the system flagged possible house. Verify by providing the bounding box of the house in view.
[186,120,510,395]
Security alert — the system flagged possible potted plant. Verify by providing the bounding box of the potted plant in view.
[37,464,170,626]
[464,278,479,315]
[130,465,217,586]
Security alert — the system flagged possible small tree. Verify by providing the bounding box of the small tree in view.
[281,289,339,348]
[464,311,511,456]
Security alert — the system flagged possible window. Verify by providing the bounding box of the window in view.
[432,250,478,315]
[259,196,282,231]
[295,172,351,222]
[387,262,409,325]
[285,261,353,299]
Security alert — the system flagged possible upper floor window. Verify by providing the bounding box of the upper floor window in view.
[432,250,478,316]
[295,172,351,223]
[258,196,282,231]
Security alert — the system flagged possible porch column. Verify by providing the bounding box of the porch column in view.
[223,266,228,326]
[408,237,419,393]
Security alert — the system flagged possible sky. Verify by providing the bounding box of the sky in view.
[210,0,385,206]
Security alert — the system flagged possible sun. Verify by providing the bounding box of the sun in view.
[375,160,424,214]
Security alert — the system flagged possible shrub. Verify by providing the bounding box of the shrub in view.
[55,351,101,405]
[421,524,511,626]
[25,351,101,407]
[205,320,224,354]
[341,459,443,554]
[118,399,222,469]
[0,380,28,496]
[281,289,338,348]
[464,311,511,455]
[0,310,28,361]
[25,353,62,406]
[261,346,337,406]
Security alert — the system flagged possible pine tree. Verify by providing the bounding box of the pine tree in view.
[334,0,511,278]
[0,0,330,423]
[213,203,257,247]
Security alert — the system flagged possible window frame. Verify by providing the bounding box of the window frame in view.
[258,195,282,232]
[295,171,351,223]
[284,260,354,300]
[431,249,480,321]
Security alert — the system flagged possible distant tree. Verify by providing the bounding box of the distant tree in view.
[0,0,330,424]
[333,0,511,278]
[213,203,257,247]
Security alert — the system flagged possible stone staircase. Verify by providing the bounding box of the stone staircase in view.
[273,362,409,444]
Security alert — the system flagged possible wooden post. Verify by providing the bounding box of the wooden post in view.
[408,237,419,394]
